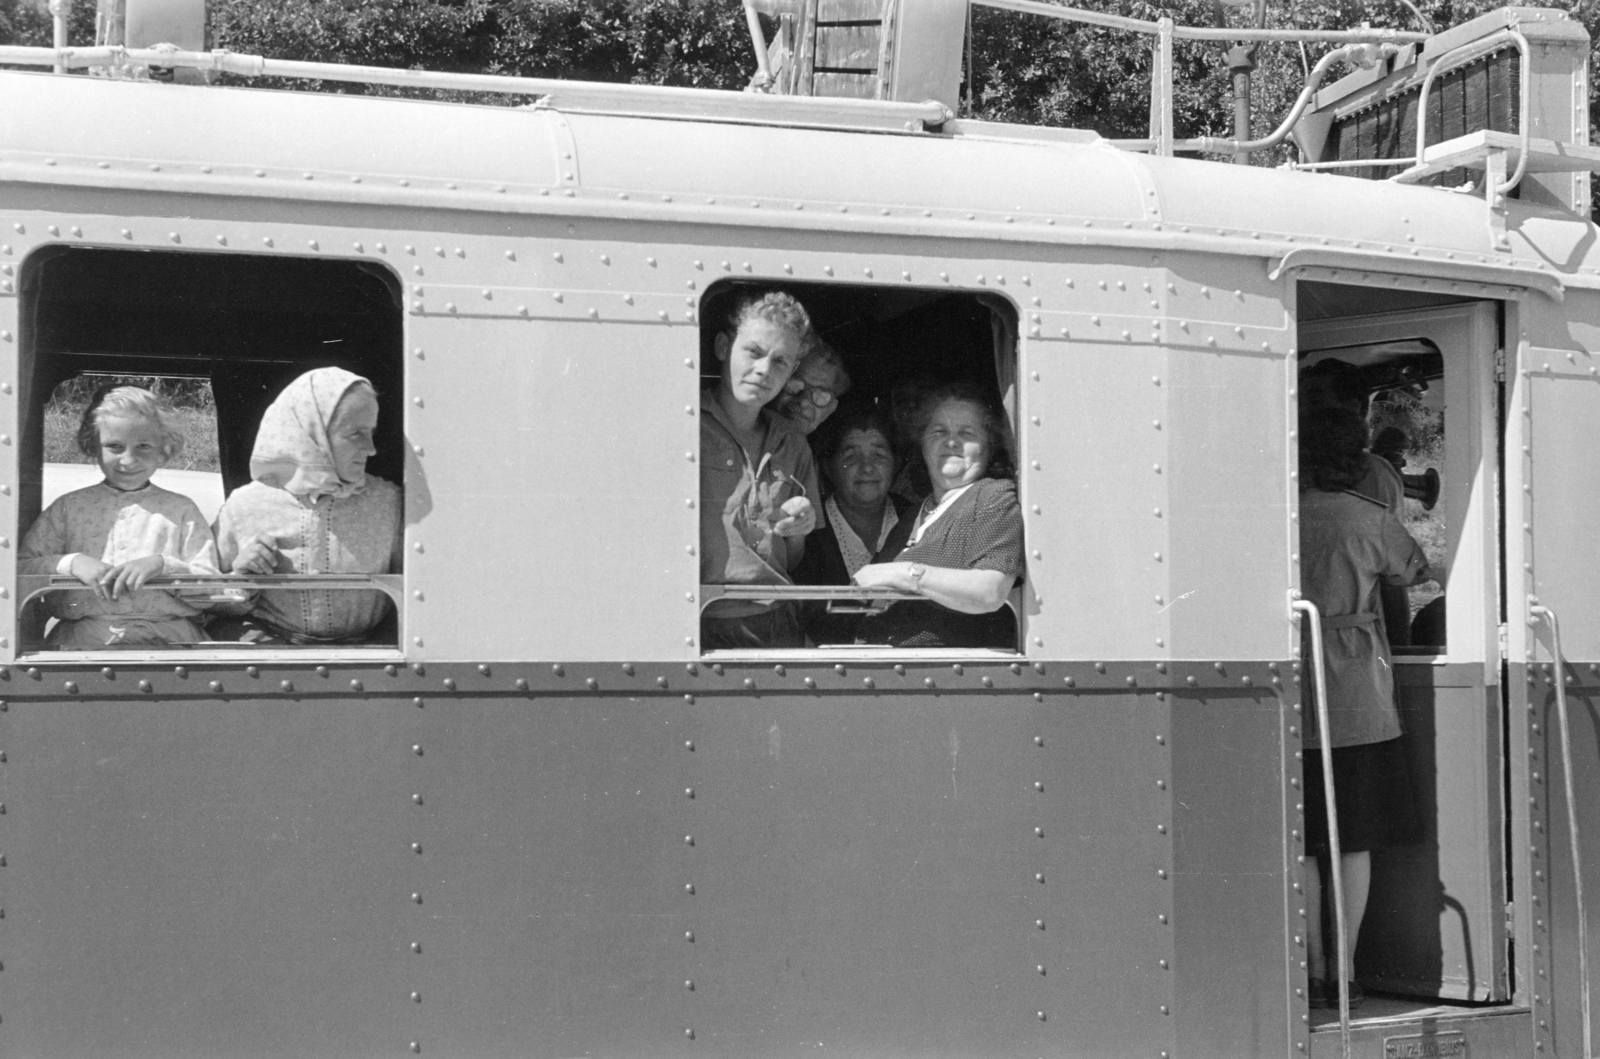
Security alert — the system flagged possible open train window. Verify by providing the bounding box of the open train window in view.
[16,247,404,654]
[696,281,1023,656]
[1298,292,1501,665]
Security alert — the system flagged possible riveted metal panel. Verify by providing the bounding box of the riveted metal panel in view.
[1518,293,1600,661]
[405,309,698,662]
[1171,679,1303,1059]
[1024,253,1291,661]
[385,693,698,1059]
[0,660,1296,1058]
[0,693,417,1059]
[1522,664,1600,1059]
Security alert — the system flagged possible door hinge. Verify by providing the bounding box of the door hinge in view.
[1494,347,1507,382]
[1499,623,1509,660]
[1506,901,1516,943]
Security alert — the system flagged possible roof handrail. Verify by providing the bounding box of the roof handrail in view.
[972,0,1428,43]
[0,45,953,129]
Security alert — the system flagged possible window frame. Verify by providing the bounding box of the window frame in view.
[14,245,408,660]
[695,280,1027,659]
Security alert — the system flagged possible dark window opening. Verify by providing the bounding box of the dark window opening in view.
[698,281,1022,653]
[18,247,405,651]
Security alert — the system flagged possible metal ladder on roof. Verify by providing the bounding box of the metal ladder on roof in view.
[747,0,898,99]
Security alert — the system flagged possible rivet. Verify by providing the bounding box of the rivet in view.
[139,680,152,692]
[1036,919,1045,930]
[209,680,223,693]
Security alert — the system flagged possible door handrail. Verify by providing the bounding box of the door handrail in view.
[1293,597,1352,1059]
[1530,599,1592,1059]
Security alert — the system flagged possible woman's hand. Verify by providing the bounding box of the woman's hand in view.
[230,534,280,576]
[853,562,1014,615]
[66,554,114,600]
[101,554,165,599]
[852,561,916,592]
[772,496,815,538]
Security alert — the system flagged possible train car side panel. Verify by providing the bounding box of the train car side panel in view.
[409,305,700,662]
[1171,685,1298,1059]
[379,675,1193,1058]
[2,691,417,1059]
[1029,253,1292,661]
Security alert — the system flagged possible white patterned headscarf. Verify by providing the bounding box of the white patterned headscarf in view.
[249,367,373,500]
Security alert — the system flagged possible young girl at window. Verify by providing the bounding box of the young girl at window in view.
[20,385,221,648]
[700,289,819,650]
[212,367,402,644]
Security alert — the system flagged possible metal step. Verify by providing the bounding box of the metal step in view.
[1311,1000,1530,1059]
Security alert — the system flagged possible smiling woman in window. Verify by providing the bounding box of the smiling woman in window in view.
[211,367,403,644]
[851,380,1023,649]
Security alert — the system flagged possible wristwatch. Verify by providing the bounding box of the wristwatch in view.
[907,563,927,594]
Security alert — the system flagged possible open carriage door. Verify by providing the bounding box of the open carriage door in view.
[1508,289,1600,1051]
[1300,297,1508,1002]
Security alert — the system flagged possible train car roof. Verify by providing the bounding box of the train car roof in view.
[3,66,1595,296]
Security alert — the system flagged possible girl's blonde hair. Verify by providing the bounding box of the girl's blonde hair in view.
[76,385,185,461]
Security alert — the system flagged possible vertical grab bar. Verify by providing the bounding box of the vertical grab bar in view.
[1530,601,1592,1059]
[1293,598,1352,1059]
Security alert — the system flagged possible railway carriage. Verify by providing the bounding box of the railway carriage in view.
[0,2,1596,1057]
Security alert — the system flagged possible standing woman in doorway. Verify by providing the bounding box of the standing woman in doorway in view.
[1298,406,1436,1007]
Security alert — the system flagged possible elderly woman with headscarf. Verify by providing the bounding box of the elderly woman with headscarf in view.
[212,367,402,643]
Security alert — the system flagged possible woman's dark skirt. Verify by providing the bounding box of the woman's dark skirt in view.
[1303,737,1423,857]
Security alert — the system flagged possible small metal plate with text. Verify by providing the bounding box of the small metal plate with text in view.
[1385,1031,1468,1059]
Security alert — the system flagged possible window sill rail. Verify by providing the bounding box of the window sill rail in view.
[19,574,405,610]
